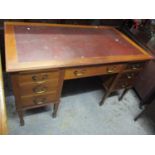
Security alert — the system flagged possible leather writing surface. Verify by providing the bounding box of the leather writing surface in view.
[14,25,143,62]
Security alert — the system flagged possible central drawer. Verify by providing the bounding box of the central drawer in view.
[64,64,124,80]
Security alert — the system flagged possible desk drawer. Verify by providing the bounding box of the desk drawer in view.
[19,80,58,96]
[64,64,124,80]
[119,71,139,80]
[104,77,134,91]
[112,79,133,90]
[19,70,60,84]
[125,62,145,72]
[103,71,139,91]
[21,93,57,107]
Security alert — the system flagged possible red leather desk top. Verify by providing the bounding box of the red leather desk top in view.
[4,22,152,72]
[14,25,142,62]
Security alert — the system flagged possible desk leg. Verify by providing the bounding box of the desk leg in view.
[11,73,25,126]
[99,90,111,106]
[118,88,129,101]
[18,110,24,126]
[52,70,64,118]
[52,101,60,118]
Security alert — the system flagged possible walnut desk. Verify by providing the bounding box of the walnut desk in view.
[4,22,153,126]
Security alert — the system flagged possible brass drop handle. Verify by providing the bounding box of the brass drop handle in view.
[121,84,126,88]
[121,83,128,88]
[131,64,141,70]
[127,75,132,79]
[107,67,115,73]
[127,73,134,79]
[33,97,47,105]
[33,85,47,94]
[131,65,137,70]
[32,75,38,81]
[41,74,48,80]
[32,74,48,82]
[74,70,85,76]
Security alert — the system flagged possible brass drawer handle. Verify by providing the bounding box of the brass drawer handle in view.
[74,70,85,76]
[127,73,134,79]
[32,75,37,81]
[33,85,47,94]
[33,97,47,105]
[131,64,142,70]
[32,74,48,82]
[131,66,137,70]
[42,74,48,80]
[121,83,127,88]
[107,67,115,73]
[127,75,132,79]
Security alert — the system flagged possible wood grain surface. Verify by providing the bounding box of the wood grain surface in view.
[0,54,8,134]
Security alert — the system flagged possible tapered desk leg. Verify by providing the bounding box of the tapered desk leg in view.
[99,90,111,106]
[52,101,60,118]
[52,70,64,118]
[118,88,129,101]
[18,110,24,126]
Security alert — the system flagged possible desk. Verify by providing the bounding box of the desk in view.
[4,22,153,126]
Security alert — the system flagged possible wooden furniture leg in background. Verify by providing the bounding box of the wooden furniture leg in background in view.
[134,87,155,121]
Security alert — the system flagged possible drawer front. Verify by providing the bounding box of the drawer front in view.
[112,79,134,90]
[119,71,139,80]
[64,64,124,80]
[20,80,58,96]
[104,72,139,91]
[19,70,60,84]
[125,62,145,71]
[21,93,57,107]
